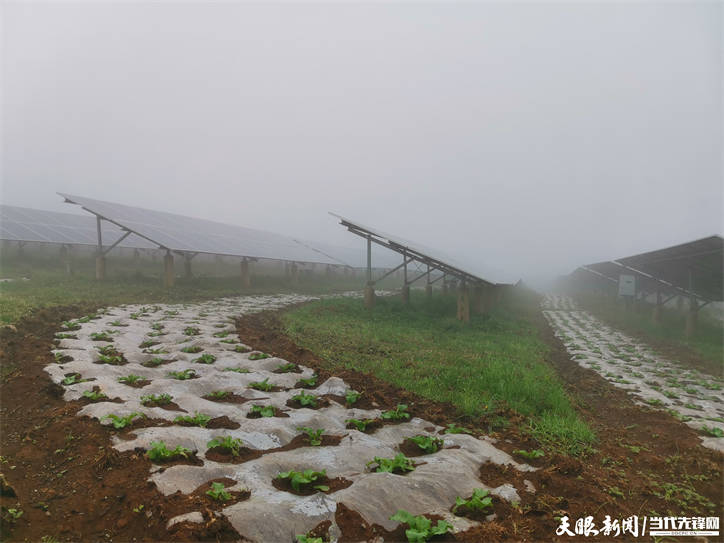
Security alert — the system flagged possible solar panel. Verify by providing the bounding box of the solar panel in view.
[58,193,340,265]
[329,212,515,285]
[0,204,155,249]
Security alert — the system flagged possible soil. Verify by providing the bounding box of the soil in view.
[398,437,445,457]
[234,309,724,542]
[345,418,384,433]
[271,474,353,496]
[202,393,248,405]
[140,400,186,412]
[286,396,331,410]
[1,302,721,542]
[120,379,151,388]
[205,446,262,465]
[245,407,289,419]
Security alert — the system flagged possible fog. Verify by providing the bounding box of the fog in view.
[1,2,721,286]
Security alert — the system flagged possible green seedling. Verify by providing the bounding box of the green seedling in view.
[207,436,243,456]
[168,369,197,380]
[249,405,276,417]
[248,352,270,360]
[147,330,166,337]
[206,390,230,400]
[90,332,114,342]
[220,338,238,344]
[97,352,124,365]
[297,376,318,388]
[54,352,73,363]
[206,482,232,501]
[684,402,704,411]
[701,426,724,438]
[444,423,472,434]
[181,345,204,354]
[146,441,191,462]
[101,412,144,429]
[183,326,201,336]
[82,390,107,401]
[703,382,722,391]
[345,418,375,431]
[5,508,23,521]
[367,453,415,474]
[61,374,86,385]
[77,315,96,323]
[292,391,318,407]
[132,505,144,513]
[345,390,361,404]
[298,427,324,446]
[276,469,329,492]
[213,331,230,338]
[453,488,494,514]
[276,363,298,373]
[61,320,81,331]
[223,367,250,373]
[608,486,625,498]
[296,535,323,543]
[55,333,78,340]
[109,320,128,327]
[389,510,452,543]
[408,435,443,454]
[151,322,165,331]
[164,310,179,316]
[174,412,211,427]
[194,353,217,364]
[513,449,545,460]
[141,393,173,405]
[118,374,144,385]
[143,347,168,354]
[381,404,410,421]
[249,378,275,392]
[234,345,251,353]
[646,398,665,407]
[142,357,168,367]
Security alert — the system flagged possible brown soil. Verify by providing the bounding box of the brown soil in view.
[344,418,384,433]
[141,358,176,368]
[120,379,151,388]
[0,304,241,542]
[205,446,262,464]
[325,393,377,410]
[235,308,724,542]
[245,407,288,419]
[286,396,331,410]
[202,393,248,405]
[399,437,445,457]
[206,416,240,430]
[271,474,353,496]
[141,400,186,412]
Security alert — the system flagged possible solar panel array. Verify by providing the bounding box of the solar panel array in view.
[59,193,340,265]
[330,212,514,285]
[0,204,155,249]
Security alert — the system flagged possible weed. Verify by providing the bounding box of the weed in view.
[101,412,144,429]
[194,353,217,364]
[132,505,144,513]
[513,449,545,460]
[207,436,243,456]
[141,393,173,405]
[249,378,275,392]
[298,427,324,446]
[181,345,204,354]
[367,453,415,474]
[381,404,410,421]
[389,510,452,543]
[146,441,191,462]
[168,369,197,380]
[444,423,472,434]
[5,507,23,521]
[206,482,232,501]
[408,435,443,454]
[174,412,211,427]
[453,488,493,513]
[276,469,329,492]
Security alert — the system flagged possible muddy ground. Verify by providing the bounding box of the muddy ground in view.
[0,303,721,542]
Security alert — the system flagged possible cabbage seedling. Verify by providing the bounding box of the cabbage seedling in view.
[223,367,250,374]
[141,393,172,405]
[146,441,190,462]
[276,363,298,373]
[249,378,274,392]
[444,423,472,435]
[118,374,145,385]
[90,332,114,342]
[174,413,211,427]
[206,390,230,400]
[513,449,545,460]
[292,391,318,408]
[181,345,203,354]
[345,418,375,431]
[168,369,196,380]
[183,326,201,336]
[389,510,452,542]
[345,390,361,404]
[207,436,243,456]
[234,345,251,353]
[248,352,270,361]
[213,331,230,338]
[194,354,217,364]
[408,435,443,454]
[249,405,275,418]
[453,488,493,514]
[206,482,232,501]
[367,453,415,474]
[82,390,107,401]
[702,426,724,438]
[297,376,318,388]
[381,404,410,421]
[298,427,324,446]
[276,469,329,492]
[101,412,144,429]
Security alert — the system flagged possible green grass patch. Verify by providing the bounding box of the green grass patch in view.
[283,292,595,454]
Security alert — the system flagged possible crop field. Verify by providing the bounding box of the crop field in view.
[0,269,722,542]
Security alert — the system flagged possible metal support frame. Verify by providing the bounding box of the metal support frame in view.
[371,257,414,284]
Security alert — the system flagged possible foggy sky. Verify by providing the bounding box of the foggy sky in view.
[1,1,721,285]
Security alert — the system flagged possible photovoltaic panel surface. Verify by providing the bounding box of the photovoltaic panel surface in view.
[59,193,339,265]
[0,205,155,249]
[329,212,515,285]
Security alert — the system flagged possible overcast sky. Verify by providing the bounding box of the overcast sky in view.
[1,1,721,284]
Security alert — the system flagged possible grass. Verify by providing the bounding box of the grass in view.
[283,291,595,454]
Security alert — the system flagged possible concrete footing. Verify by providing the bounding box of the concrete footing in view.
[60,245,73,276]
[164,252,175,288]
[95,255,106,280]
[457,282,470,322]
[184,256,193,279]
[401,285,410,304]
[240,259,251,288]
[364,284,375,308]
